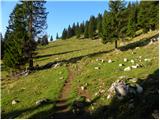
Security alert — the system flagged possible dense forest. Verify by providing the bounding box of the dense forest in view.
[61,1,158,45]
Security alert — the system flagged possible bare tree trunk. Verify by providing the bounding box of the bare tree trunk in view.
[28,1,33,69]
[115,40,118,49]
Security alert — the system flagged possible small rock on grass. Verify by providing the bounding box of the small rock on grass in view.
[124,67,131,71]
[108,59,112,63]
[95,67,100,70]
[12,100,19,105]
[119,64,124,67]
[129,78,138,83]
[124,58,128,62]
[36,99,49,106]
[59,77,64,80]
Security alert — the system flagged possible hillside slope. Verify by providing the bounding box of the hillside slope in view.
[1,30,159,119]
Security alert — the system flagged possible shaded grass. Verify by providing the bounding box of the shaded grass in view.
[1,66,68,118]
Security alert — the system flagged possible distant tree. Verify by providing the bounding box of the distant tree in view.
[62,28,67,40]
[76,23,81,38]
[41,34,48,45]
[88,16,96,39]
[80,22,85,34]
[50,35,53,41]
[97,13,103,38]
[84,21,89,38]
[67,25,73,38]
[72,23,76,36]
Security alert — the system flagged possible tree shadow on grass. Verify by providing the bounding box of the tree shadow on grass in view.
[34,49,83,59]
[119,33,159,51]
[33,33,158,71]
[2,96,100,119]
[92,69,159,119]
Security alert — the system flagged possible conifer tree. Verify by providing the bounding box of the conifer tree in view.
[84,21,89,38]
[62,29,67,40]
[76,23,81,38]
[97,13,103,38]
[3,1,48,69]
[88,16,96,39]
[50,35,53,41]
[108,0,126,48]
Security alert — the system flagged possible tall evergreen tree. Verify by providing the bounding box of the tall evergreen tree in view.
[108,0,126,48]
[102,11,112,44]
[127,3,138,37]
[3,1,48,70]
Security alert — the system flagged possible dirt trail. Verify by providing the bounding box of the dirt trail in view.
[52,66,92,119]
[53,66,76,118]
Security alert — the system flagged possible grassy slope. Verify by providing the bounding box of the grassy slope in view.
[1,30,159,118]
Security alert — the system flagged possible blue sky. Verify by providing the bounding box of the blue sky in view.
[1,1,108,40]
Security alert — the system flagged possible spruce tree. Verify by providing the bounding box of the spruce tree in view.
[3,1,48,70]
[97,13,103,38]
[84,21,89,38]
[108,0,126,49]
[76,23,81,38]
[62,29,67,40]
[50,35,53,41]
[102,11,112,44]
[88,16,96,39]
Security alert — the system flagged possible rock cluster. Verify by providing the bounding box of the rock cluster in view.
[107,79,143,100]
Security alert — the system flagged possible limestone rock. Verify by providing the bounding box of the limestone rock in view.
[136,84,143,93]
[36,99,49,106]
[129,78,138,83]
[95,67,100,70]
[12,100,19,105]
[108,59,112,63]
[124,58,128,62]
[130,59,135,64]
[124,67,131,71]
[119,64,124,67]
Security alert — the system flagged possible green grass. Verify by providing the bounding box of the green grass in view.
[1,67,68,118]
[1,30,159,118]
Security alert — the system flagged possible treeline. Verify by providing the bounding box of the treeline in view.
[61,1,159,48]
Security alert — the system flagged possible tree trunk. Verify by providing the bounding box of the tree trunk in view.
[28,1,33,69]
[115,39,118,49]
